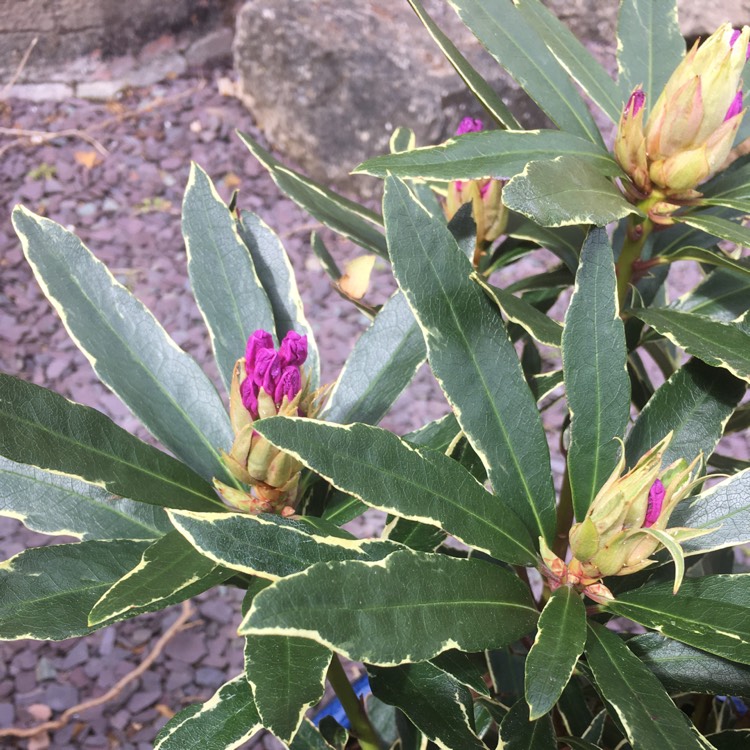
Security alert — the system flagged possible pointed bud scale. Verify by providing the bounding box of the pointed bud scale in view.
[638,23,750,194]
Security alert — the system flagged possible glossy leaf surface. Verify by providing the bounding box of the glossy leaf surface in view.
[12,206,233,483]
[370,661,487,749]
[88,531,230,625]
[625,359,745,468]
[357,130,618,181]
[563,228,630,518]
[0,456,171,541]
[254,417,537,565]
[0,540,148,640]
[605,575,750,665]
[322,290,425,425]
[0,373,221,512]
[244,634,331,743]
[168,509,392,579]
[384,176,555,543]
[242,550,538,665]
[631,307,750,383]
[585,623,707,750]
[504,156,638,227]
[525,587,586,720]
[183,163,275,390]
[155,675,261,750]
[447,0,603,143]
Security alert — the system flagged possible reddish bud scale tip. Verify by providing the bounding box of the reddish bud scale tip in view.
[643,479,666,528]
[455,117,484,135]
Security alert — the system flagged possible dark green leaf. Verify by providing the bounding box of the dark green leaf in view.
[384,517,446,552]
[0,374,221,512]
[407,0,519,128]
[12,206,233,484]
[616,0,684,115]
[657,245,750,277]
[474,275,562,347]
[630,307,750,382]
[241,549,538,665]
[254,417,537,565]
[515,0,621,121]
[322,290,426,425]
[504,156,638,227]
[154,675,261,749]
[604,575,750,665]
[289,718,337,750]
[183,163,275,391]
[168,509,392,579]
[356,130,619,181]
[447,0,603,143]
[0,540,149,640]
[238,131,388,258]
[499,699,556,749]
[629,632,750,696]
[509,222,583,273]
[525,587,586,719]
[585,622,707,750]
[88,531,230,625]
[563,228,630,518]
[370,661,487,749]
[0,456,171,541]
[244,634,331,743]
[671,268,750,323]
[675,213,750,249]
[237,211,320,387]
[625,359,745,468]
[384,176,555,543]
[431,650,490,696]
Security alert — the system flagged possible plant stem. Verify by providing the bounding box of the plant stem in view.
[552,465,574,559]
[326,655,381,750]
[615,216,653,309]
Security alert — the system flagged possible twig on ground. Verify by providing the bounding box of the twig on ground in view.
[0,600,195,740]
[0,36,39,99]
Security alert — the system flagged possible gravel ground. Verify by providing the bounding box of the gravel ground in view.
[0,50,747,750]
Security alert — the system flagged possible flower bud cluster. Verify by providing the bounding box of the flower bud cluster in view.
[445,118,508,248]
[217,329,316,516]
[615,24,749,211]
[541,434,711,603]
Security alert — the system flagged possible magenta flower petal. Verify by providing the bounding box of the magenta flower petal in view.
[455,117,484,136]
[274,366,302,404]
[252,348,276,387]
[240,376,259,418]
[279,331,308,367]
[643,479,666,528]
[245,330,274,371]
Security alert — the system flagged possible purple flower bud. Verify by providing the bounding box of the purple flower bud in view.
[730,28,750,60]
[260,352,283,396]
[240,376,259,417]
[725,90,743,121]
[643,479,666,528]
[250,348,274,386]
[456,117,484,136]
[279,331,308,367]
[624,88,645,118]
[274,366,301,404]
[245,330,274,371]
